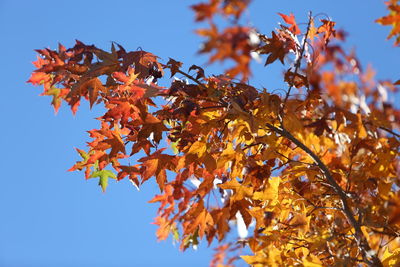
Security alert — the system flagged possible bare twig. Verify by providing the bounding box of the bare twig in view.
[280,11,313,117]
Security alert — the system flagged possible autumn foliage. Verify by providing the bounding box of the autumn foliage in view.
[28,1,400,266]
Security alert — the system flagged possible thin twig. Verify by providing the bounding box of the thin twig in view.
[174,68,209,91]
[243,142,264,150]
[218,120,230,139]
[271,160,290,172]
[280,11,313,118]
[379,126,400,139]
[275,151,315,166]
[158,93,224,105]
[200,105,227,110]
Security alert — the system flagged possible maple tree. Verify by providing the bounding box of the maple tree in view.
[28,0,400,266]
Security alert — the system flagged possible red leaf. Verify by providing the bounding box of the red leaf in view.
[278,13,301,34]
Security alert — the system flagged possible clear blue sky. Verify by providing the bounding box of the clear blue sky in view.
[0,1,397,266]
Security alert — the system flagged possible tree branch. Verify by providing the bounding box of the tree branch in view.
[172,68,209,92]
[379,126,400,139]
[266,123,383,267]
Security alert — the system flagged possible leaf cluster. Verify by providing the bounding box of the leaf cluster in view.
[28,1,400,266]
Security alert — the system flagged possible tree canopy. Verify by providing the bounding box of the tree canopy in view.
[28,1,400,266]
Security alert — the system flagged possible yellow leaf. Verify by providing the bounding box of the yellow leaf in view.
[242,246,282,267]
[253,177,280,205]
[241,254,268,266]
[378,181,393,200]
[357,112,367,139]
[217,143,237,169]
[283,112,303,134]
[303,254,323,267]
[290,212,311,235]
[188,140,207,158]
[305,133,321,154]
[382,247,400,267]
[295,247,309,258]
[219,178,253,201]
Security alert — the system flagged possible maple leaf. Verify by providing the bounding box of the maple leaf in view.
[252,177,279,205]
[103,99,136,124]
[94,44,119,66]
[221,0,251,19]
[152,216,177,241]
[219,178,253,202]
[191,0,219,21]
[376,0,400,45]
[27,72,50,85]
[188,64,205,80]
[70,77,106,108]
[120,50,163,80]
[86,150,107,166]
[210,208,230,241]
[278,13,301,35]
[89,169,117,192]
[102,129,126,158]
[196,24,253,79]
[166,58,183,77]
[116,165,140,190]
[284,70,309,88]
[138,149,176,191]
[307,18,318,41]
[241,253,269,266]
[84,49,119,78]
[41,87,69,113]
[187,140,207,158]
[183,200,214,239]
[69,149,88,168]
[381,247,400,267]
[256,31,296,65]
[112,71,131,83]
[138,114,168,144]
[131,80,161,100]
[317,19,336,45]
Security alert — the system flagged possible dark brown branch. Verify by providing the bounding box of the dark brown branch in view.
[158,93,222,104]
[199,105,227,110]
[173,68,209,92]
[266,123,383,267]
[271,160,290,172]
[218,120,230,139]
[243,142,264,150]
[275,151,315,166]
[363,120,400,139]
[379,126,400,139]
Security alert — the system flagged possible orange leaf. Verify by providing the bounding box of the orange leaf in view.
[278,13,301,34]
[27,72,50,85]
